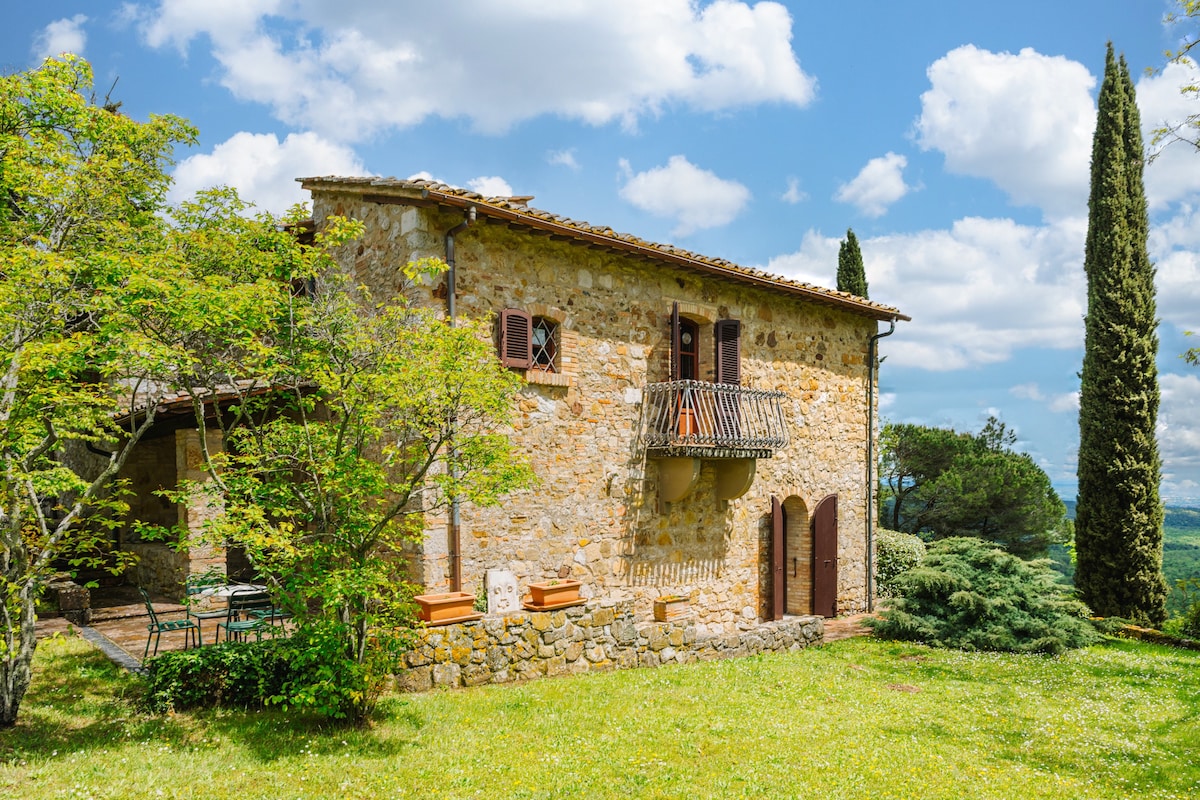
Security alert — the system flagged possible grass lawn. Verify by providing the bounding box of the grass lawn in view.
[3,632,1199,799]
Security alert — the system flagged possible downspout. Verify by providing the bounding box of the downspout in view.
[866,317,896,613]
[443,206,476,592]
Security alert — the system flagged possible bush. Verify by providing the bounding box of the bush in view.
[875,528,926,598]
[141,625,412,721]
[1163,578,1200,639]
[866,536,1098,655]
[141,638,291,712]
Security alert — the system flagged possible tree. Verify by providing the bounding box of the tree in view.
[1075,44,1167,627]
[164,258,535,720]
[0,56,290,726]
[836,228,869,298]
[878,417,1069,559]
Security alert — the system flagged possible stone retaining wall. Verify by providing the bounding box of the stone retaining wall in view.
[395,600,823,691]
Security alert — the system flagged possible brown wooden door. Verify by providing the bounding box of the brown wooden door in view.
[771,496,785,620]
[812,493,838,618]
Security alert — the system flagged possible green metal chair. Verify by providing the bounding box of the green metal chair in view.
[184,572,230,644]
[217,589,274,643]
[139,587,199,661]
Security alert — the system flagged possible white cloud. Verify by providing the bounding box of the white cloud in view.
[1160,372,1200,502]
[781,177,806,204]
[466,176,514,198]
[618,155,751,237]
[1138,61,1200,210]
[548,149,580,170]
[915,45,1096,218]
[33,15,88,60]
[133,0,815,140]
[1010,383,1079,413]
[768,215,1088,370]
[834,152,909,217]
[1048,392,1080,413]
[169,131,367,215]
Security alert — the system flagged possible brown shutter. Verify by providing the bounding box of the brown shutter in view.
[499,308,533,368]
[715,319,741,385]
[669,301,681,381]
[771,495,785,621]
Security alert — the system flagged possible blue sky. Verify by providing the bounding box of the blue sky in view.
[6,1,1199,504]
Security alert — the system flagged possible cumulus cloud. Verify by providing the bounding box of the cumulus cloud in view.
[781,177,806,204]
[769,215,1088,370]
[169,131,368,215]
[132,0,815,140]
[618,155,751,237]
[33,15,88,60]
[834,152,909,217]
[1009,383,1079,413]
[1160,372,1200,502]
[1138,61,1200,210]
[466,176,514,198]
[915,45,1096,218]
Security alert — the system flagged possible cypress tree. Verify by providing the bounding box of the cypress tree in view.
[837,228,869,298]
[1076,44,1167,626]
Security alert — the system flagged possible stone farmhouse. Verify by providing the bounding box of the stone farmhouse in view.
[116,176,906,634]
[294,176,907,631]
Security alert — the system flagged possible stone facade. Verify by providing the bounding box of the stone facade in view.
[396,599,823,691]
[306,178,905,631]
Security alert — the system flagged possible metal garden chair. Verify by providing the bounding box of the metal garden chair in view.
[217,589,274,643]
[139,587,200,661]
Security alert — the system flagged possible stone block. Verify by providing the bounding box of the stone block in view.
[396,666,433,693]
[432,663,461,688]
[463,664,492,687]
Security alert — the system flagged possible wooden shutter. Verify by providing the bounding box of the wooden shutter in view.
[715,319,741,385]
[771,495,785,621]
[669,301,681,381]
[499,308,533,369]
[812,493,838,618]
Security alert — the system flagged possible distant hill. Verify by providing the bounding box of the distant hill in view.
[1062,500,1200,530]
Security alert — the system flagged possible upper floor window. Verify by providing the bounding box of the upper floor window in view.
[531,317,559,373]
[670,301,740,384]
[498,307,573,386]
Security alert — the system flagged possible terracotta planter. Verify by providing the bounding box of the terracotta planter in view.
[677,408,698,436]
[653,596,691,621]
[527,579,582,606]
[414,591,476,623]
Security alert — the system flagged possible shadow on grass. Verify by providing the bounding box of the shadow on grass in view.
[0,634,426,765]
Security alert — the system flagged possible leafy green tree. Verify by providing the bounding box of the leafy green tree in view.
[879,418,1069,558]
[153,251,536,721]
[866,537,1098,655]
[0,57,301,726]
[1076,45,1167,627]
[836,228,869,298]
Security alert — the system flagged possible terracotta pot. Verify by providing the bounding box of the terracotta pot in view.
[527,580,582,606]
[654,596,691,621]
[677,408,698,436]
[414,591,476,623]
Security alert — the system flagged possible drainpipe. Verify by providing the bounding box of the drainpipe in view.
[443,206,476,592]
[866,317,896,613]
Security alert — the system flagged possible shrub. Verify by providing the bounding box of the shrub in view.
[141,638,291,712]
[866,536,1098,655]
[875,528,926,598]
[1163,578,1200,639]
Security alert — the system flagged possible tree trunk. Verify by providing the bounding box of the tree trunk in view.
[0,578,38,728]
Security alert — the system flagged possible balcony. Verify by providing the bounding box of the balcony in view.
[641,379,788,454]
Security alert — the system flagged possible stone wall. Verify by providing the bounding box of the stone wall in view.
[311,190,879,627]
[395,600,824,691]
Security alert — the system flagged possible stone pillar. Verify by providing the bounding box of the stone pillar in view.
[175,428,226,581]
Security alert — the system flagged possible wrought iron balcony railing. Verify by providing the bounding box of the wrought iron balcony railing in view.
[640,380,789,459]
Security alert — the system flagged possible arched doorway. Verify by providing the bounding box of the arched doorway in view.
[770,495,811,619]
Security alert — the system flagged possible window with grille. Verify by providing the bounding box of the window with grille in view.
[531,317,559,372]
